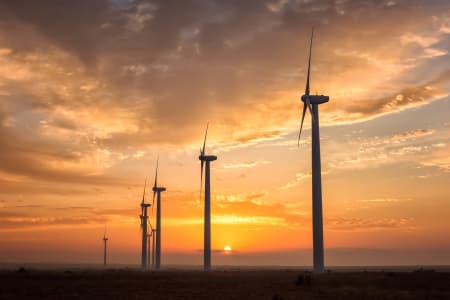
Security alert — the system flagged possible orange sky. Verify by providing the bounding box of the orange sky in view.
[0,0,449,266]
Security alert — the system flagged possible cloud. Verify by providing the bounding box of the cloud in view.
[0,0,110,66]
[421,144,450,171]
[279,172,312,190]
[222,160,270,169]
[327,217,416,232]
[164,215,287,227]
[326,127,444,171]
[245,192,266,201]
[0,215,108,231]
[328,72,450,124]
[359,198,403,203]
[389,129,435,143]
[0,0,449,185]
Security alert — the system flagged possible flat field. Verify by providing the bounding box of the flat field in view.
[0,268,449,299]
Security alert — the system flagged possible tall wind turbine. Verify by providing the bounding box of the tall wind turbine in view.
[152,158,166,270]
[199,123,217,271]
[102,229,108,267]
[140,180,151,269]
[297,28,329,273]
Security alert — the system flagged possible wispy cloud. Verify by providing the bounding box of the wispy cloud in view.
[222,160,270,169]
[164,215,287,227]
[326,127,444,171]
[327,217,416,232]
[279,172,313,190]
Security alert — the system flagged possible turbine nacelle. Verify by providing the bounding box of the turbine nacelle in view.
[152,186,166,192]
[199,155,217,162]
[301,94,329,105]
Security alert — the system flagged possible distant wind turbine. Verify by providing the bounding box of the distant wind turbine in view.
[147,222,156,269]
[103,228,108,267]
[152,158,166,270]
[147,231,152,269]
[199,123,217,271]
[140,180,151,269]
[151,226,156,268]
[297,28,329,273]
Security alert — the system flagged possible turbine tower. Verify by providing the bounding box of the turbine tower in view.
[140,181,151,269]
[199,123,217,271]
[297,28,329,273]
[102,229,108,267]
[152,158,166,270]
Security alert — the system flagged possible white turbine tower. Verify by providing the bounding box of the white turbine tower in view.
[297,28,329,273]
[140,181,151,269]
[152,159,166,270]
[102,229,108,267]
[199,123,217,272]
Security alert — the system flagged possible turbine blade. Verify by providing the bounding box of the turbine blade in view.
[152,157,158,215]
[199,122,208,201]
[154,157,159,189]
[305,27,314,96]
[200,160,204,200]
[152,187,156,210]
[202,122,209,156]
[152,191,156,216]
[297,103,307,147]
[142,178,147,204]
[306,97,314,122]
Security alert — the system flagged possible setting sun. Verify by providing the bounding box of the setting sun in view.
[224,246,232,252]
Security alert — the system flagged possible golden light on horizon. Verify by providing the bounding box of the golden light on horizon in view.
[224,246,232,253]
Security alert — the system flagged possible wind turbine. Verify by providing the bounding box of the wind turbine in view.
[147,231,152,269]
[147,223,155,269]
[297,28,329,273]
[151,226,156,268]
[140,180,151,269]
[152,158,166,270]
[102,228,108,267]
[199,123,217,271]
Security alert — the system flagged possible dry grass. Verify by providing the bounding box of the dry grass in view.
[0,268,449,299]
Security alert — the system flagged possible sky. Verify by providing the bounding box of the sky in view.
[0,0,449,267]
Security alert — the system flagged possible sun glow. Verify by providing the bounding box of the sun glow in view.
[224,245,232,252]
